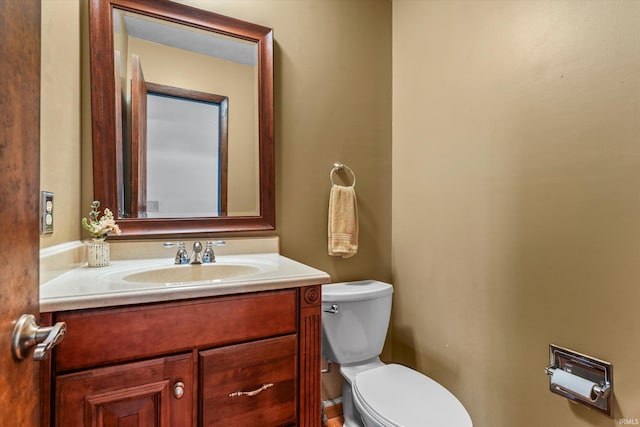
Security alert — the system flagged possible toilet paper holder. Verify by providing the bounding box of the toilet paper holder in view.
[545,344,613,417]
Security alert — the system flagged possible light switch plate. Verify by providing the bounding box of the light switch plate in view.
[41,191,54,234]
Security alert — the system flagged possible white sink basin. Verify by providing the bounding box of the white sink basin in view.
[40,253,332,312]
[122,264,261,284]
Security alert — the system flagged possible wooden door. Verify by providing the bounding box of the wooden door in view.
[131,54,148,217]
[0,0,42,425]
[55,354,193,427]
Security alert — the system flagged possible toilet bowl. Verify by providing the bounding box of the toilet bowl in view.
[322,280,472,427]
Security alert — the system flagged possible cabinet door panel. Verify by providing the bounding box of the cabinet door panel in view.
[200,335,297,426]
[55,354,192,427]
[85,380,169,427]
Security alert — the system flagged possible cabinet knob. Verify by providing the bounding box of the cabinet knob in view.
[173,381,185,399]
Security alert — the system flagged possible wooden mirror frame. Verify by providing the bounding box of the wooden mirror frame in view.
[89,0,274,238]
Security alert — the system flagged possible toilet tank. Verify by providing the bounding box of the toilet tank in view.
[321,280,393,365]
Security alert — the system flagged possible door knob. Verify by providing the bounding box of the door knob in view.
[11,314,66,360]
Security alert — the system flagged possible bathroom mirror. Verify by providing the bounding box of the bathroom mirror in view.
[89,0,274,237]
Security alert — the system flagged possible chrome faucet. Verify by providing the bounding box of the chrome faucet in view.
[190,241,204,264]
[165,240,225,265]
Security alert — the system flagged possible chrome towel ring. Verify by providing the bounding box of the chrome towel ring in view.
[330,162,356,187]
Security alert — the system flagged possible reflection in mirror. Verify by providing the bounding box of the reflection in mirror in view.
[89,0,274,237]
[144,83,229,218]
[114,8,258,219]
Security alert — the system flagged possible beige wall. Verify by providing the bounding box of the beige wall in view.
[393,1,640,426]
[40,0,82,249]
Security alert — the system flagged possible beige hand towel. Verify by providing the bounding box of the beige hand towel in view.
[328,184,358,258]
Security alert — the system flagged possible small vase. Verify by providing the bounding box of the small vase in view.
[86,238,110,267]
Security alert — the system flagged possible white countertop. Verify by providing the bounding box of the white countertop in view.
[40,253,330,312]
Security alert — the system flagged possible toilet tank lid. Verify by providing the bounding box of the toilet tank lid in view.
[322,280,393,302]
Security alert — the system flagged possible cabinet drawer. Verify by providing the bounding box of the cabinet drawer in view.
[200,335,297,426]
[54,289,297,372]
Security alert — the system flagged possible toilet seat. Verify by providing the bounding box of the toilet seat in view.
[352,364,472,427]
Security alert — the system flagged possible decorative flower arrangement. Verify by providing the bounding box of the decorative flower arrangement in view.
[81,201,121,240]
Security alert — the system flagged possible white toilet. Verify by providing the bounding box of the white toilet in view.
[322,280,472,427]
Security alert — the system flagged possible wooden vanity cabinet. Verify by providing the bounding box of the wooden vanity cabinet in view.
[41,285,322,427]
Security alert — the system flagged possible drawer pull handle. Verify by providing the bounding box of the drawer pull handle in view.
[229,383,274,397]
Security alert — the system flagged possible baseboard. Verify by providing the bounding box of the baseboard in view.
[323,397,343,421]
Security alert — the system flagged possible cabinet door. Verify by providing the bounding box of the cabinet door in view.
[200,335,297,426]
[55,353,192,427]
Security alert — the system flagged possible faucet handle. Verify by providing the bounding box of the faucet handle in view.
[164,242,189,264]
[202,241,225,263]
[202,241,214,263]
